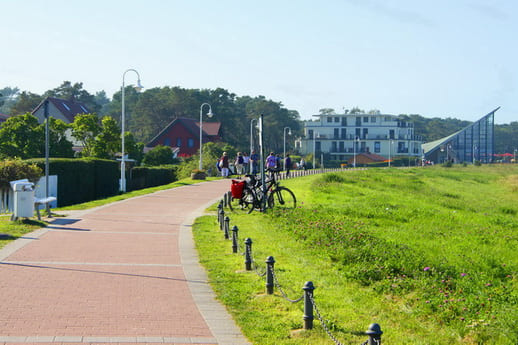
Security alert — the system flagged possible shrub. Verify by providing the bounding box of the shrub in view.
[142,145,175,166]
[0,159,43,189]
[128,165,177,191]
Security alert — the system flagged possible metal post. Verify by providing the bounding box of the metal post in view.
[231,225,239,253]
[259,115,266,211]
[303,281,315,329]
[244,238,253,271]
[224,216,230,239]
[43,99,51,217]
[217,201,222,225]
[223,192,228,207]
[265,256,275,294]
[366,323,383,345]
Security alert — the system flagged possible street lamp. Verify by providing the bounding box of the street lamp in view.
[313,132,319,169]
[199,103,213,170]
[473,144,477,164]
[250,118,257,173]
[120,69,143,192]
[283,126,291,170]
[353,137,359,168]
[388,140,393,167]
[514,148,517,163]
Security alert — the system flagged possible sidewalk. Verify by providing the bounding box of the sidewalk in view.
[0,179,251,345]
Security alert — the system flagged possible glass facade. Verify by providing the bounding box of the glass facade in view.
[423,108,497,164]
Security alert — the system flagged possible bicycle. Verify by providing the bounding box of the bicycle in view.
[228,169,296,213]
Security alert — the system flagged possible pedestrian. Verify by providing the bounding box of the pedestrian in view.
[299,158,306,170]
[243,152,250,174]
[266,152,277,171]
[235,152,244,178]
[250,150,259,174]
[219,152,230,178]
[285,154,292,177]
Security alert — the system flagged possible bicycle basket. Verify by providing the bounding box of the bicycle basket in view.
[231,180,246,199]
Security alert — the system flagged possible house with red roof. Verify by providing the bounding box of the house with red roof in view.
[32,97,91,124]
[146,117,222,157]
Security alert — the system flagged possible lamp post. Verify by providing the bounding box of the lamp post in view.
[514,148,517,163]
[353,137,359,168]
[199,103,213,170]
[388,140,393,167]
[120,69,143,193]
[250,118,257,173]
[473,144,477,164]
[283,126,291,170]
[313,132,319,169]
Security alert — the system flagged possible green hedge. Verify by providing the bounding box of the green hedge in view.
[128,165,177,191]
[26,158,119,207]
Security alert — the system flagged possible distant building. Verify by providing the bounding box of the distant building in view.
[146,117,222,157]
[32,97,91,124]
[422,108,498,164]
[296,113,423,162]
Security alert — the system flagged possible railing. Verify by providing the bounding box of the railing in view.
[217,187,384,345]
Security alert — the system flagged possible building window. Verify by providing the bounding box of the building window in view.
[374,141,380,153]
[371,117,376,123]
[363,116,369,123]
[187,138,194,147]
[308,129,314,139]
[334,117,339,123]
[331,141,337,152]
[315,141,321,152]
[339,141,345,152]
[334,128,339,139]
[327,117,332,123]
[164,138,171,146]
[341,128,347,139]
[176,138,182,147]
[342,117,347,126]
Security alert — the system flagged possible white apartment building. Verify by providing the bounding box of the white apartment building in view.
[296,113,423,161]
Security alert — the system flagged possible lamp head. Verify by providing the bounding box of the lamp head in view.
[207,109,214,118]
[134,79,144,92]
[288,130,292,136]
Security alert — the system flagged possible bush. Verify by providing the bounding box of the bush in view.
[0,159,43,189]
[128,165,177,191]
[142,145,175,166]
[26,158,119,206]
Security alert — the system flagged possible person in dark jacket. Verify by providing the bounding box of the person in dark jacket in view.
[219,152,230,178]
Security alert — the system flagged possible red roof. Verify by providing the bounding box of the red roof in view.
[195,121,221,136]
[32,97,91,123]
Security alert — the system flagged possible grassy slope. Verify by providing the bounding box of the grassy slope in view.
[193,165,517,345]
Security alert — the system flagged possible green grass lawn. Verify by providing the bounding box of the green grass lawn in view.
[193,165,518,345]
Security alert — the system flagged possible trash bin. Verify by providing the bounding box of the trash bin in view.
[10,179,35,219]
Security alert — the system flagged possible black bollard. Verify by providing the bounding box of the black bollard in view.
[303,281,315,329]
[219,207,225,231]
[224,216,230,239]
[244,238,253,271]
[366,323,383,345]
[265,256,275,294]
[231,226,239,253]
[217,202,223,227]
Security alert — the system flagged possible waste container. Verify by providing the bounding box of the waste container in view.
[10,180,35,219]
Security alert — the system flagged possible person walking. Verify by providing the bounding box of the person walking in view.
[299,158,306,170]
[243,152,250,174]
[266,152,277,171]
[219,152,230,178]
[235,152,244,178]
[250,150,259,174]
[285,154,292,177]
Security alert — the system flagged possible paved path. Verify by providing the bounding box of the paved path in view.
[0,179,251,345]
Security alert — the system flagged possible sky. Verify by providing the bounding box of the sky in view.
[1,0,517,124]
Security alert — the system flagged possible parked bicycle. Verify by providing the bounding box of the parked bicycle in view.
[228,169,296,213]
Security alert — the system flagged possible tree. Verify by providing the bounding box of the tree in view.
[349,107,364,114]
[46,117,74,158]
[91,116,120,159]
[0,113,42,158]
[0,87,21,113]
[319,108,336,115]
[9,91,43,115]
[142,145,174,166]
[70,113,101,157]
[44,81,101,113]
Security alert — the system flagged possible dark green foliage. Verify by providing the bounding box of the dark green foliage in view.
[128,165,177,191]
[0,159,43,188]
[26,158,118,206]
[142,145,175,166]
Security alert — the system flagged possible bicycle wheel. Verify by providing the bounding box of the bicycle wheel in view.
[229,188,256,213]
[268,186,296,210]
